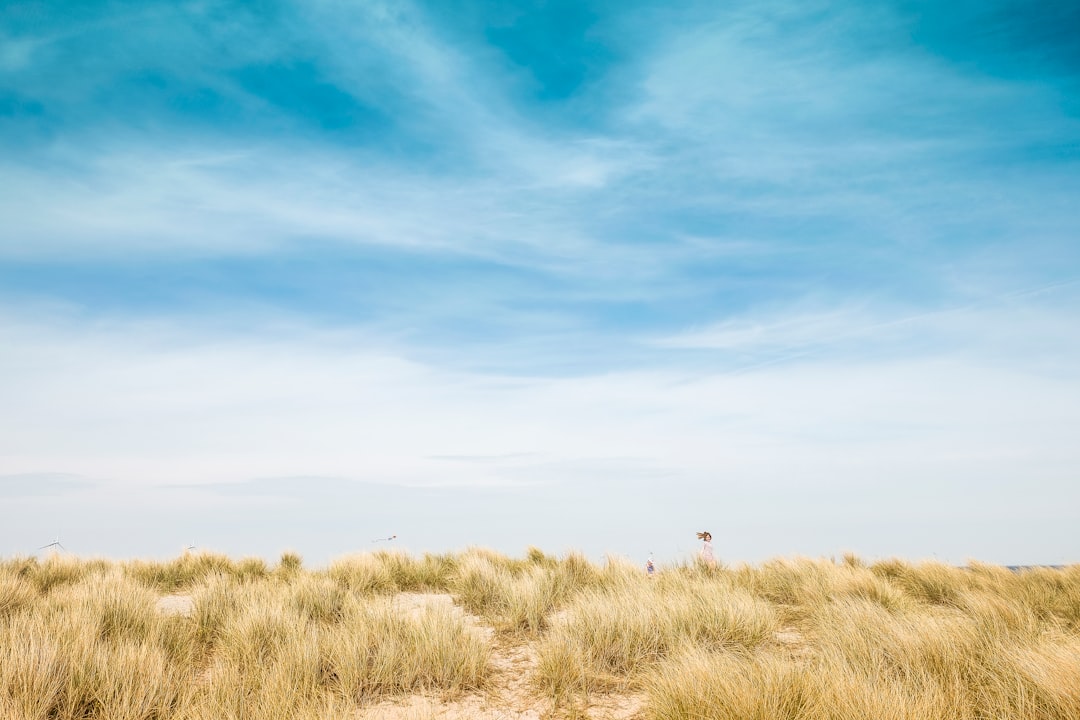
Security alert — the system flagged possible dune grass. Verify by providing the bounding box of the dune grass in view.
[0,553,489,720]
[637,559,1080,720]
[535,575,778,699]
[1,551,1078,719]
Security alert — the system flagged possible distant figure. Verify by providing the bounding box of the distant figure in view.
[696,531,716,567]
[645,554,655,576]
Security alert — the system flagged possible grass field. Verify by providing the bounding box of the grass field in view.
[1,549,1078,719]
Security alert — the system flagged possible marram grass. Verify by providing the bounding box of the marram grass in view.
[1,551,1078,719]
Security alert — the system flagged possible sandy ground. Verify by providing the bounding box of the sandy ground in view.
[154,591,646,719]
[156,593,195,616]
[774,626,813,659]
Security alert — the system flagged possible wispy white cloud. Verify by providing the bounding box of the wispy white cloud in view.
[653,281,1080,372]
[621,1,1080,255]
[0,131,642,261]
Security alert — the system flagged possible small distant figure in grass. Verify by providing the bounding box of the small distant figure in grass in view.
[697,531,716,567]
[645,553,655,576]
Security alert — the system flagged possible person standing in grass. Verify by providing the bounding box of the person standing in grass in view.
[697,531,716,567]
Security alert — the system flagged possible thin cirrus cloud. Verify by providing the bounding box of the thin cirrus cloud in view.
[1,0,1079,562]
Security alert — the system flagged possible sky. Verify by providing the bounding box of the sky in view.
[2,0,1079,567]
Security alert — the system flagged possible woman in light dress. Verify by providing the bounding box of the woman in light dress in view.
[697,531,716,567]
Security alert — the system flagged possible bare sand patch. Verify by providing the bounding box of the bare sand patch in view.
[774,626,813,659]
[582,693,646,720]
[156,593,194,616]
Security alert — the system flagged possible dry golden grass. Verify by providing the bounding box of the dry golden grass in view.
[535,575,778,701]
[0,553,487,719]
[1,551,1078,719]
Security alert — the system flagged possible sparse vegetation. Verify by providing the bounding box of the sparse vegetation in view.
[0,551,1077,719]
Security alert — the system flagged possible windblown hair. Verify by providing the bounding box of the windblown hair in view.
[696,531,712,541]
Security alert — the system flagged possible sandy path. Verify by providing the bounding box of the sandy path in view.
[357,593,644,720]
[357,592,543,720]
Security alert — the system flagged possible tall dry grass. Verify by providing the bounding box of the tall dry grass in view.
[0,552,488,719]
[449,548,620,636]
[0,569,192,720]
[535,573,778,700]
[2,551,1078,719]
[639,559,1080,720]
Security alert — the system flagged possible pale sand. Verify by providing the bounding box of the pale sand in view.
[156,593,195,616]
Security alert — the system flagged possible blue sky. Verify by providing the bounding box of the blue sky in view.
[2,0,1079,565]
